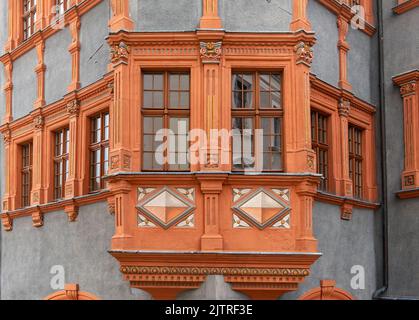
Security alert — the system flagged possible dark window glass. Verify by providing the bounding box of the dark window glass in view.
[54,128,69,200]
[90,112,109,192]
[142,72,190,171]
[21,142,33,207]
[23,0,37,40]
[349,125,363,198]
[311,110,329,191]
[231,71,283,171]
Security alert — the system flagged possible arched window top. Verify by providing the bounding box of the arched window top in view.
[299,280,355,300]
[44,284,100,300]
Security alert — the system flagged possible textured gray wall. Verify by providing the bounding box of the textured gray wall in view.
[347,27,373,103]
[12,49,37,120]
[381,1,419,298]
[220,0,291,32]
[0,202,140,300]
[79,0,110,88]
[282,202,378,300]
[308,0,339,87]
[130,0,201,31]
[44,27,72,104]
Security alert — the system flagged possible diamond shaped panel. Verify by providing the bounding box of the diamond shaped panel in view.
[232,188,290,229]
[137,187,195,229]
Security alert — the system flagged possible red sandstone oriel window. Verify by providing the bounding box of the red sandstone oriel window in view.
[89,112,109,192]
[349,125,363,198]
[141,72,190,171]
[54,128,69,200]
[311,110,329,191]
[231,72,283,171]
[21,142,33,207]
[23,0,37,40]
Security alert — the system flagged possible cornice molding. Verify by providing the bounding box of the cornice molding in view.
[110,251,320,300]
[393,0,419,14]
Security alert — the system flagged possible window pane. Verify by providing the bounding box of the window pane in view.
[169,74,179,90]
[143,74,153,90]
[153,74,163,90]
[232,117,254,169]
[180,74,190,90]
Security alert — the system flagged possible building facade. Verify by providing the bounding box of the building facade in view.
[0,0,417,300]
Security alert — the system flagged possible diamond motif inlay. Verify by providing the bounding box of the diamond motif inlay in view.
[137,187,195,229]
[232,188,290,229]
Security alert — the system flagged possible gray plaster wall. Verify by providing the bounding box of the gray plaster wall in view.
[130,0,201,31]
[308,0,339,87]
[347,27,376,104]
[220,0,291,32]
[282,202,378,300]
[44,27,72,105]
[79,0,110,88]
[12,48,37,120]
[381,1,419,298]
[0,202,140,300]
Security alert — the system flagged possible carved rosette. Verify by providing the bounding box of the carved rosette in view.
[200,41,222,63]
[338,99,351,117]
[295,42,313,66]
[66,100,80,116]
[400,82,416,97]
[110,42,130,64]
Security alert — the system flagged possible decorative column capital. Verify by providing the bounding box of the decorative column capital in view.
[294,42,313,66]
[110,42,130,65]
[33,115,45,130]
[400,81,417,97]
[338,99,351,117]
[66,99,80,116]
[199,41,222,64]
[2,127,12,145]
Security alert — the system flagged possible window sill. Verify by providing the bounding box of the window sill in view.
[396,188,419,199]
[1,190,110,231]
[315,190,380,220]
[393,0,419,14]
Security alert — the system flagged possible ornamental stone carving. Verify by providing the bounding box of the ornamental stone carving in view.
[199,41,222,63]
[33,115,44,130]
[295,42,313,66]
[110,42,130,64]
[338,99,351,117]
[400,82,416,97]
[66,100,80,116]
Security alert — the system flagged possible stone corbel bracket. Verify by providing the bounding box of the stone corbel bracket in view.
[111,251,321,300]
